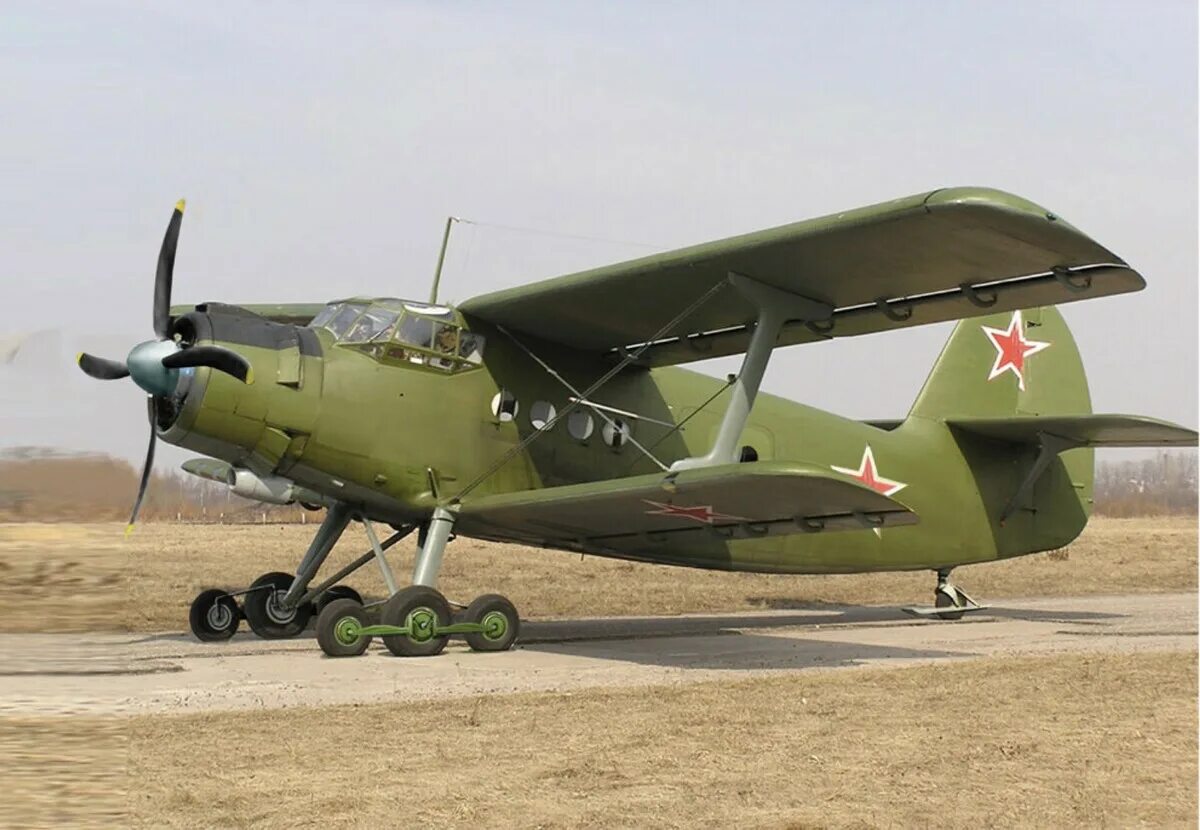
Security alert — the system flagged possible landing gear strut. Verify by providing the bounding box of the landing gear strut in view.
[901,568,988,620]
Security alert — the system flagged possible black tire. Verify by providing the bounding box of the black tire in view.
[316,598,372,657]
[243,571,313,639]
[189,588,240,642]
[463,594,520,652]
[380,586,451,657]
[935,587,965,621]
[315,585,363,616]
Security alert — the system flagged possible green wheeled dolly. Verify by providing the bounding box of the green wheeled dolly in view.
[314,586,520,658]
[315,507,520,657]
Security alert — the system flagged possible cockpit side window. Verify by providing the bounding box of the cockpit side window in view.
[324,303,367,338]
[342,307,399,342]
[458,332,485,364]
[396,313,435,350]
[309,305,339,329]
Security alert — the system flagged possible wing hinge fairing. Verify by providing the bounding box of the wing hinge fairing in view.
[620,262,1132,368]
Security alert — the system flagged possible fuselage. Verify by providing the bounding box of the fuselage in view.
[160,301,1093,574]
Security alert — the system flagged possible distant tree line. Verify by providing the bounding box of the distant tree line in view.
[1093,450,1198,517]
[1,446,1195,522]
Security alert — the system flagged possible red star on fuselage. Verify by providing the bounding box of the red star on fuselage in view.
[982,310,1051,391]
[642,500,748,524]
[830,445,906,497]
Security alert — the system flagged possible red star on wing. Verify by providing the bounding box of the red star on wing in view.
[642,500,748,524]
[830,445,906,497]
[982,310,1051,391]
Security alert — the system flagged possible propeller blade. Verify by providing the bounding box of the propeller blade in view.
[161,345,254,384]
[77,352,130,380]
[153,199,186,339]
[126,398,157,536]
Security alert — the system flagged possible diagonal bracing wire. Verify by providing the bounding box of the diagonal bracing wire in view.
[451,279,730,502]
[498,324,669,472]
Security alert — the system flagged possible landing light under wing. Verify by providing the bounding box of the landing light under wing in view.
[460,187,1144,367]
[454,461,917,570]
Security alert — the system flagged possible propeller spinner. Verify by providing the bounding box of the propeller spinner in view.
[76,200,253,533]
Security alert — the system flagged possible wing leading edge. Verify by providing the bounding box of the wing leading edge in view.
[453,461,917,569]
[460,187,1144,367]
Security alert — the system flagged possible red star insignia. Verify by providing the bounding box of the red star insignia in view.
[982,310,1050,391]
[642,500,748,524]
[830,446,906,497]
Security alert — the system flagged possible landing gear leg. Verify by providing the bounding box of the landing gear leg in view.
[380,507,456,656]
[244,503,351,638]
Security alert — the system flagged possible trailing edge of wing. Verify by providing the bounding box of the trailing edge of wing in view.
[453,461,917,566]
[460,187,1144,367]
[946,414,1198,448]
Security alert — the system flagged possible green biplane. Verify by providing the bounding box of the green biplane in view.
[77,188,1197,656]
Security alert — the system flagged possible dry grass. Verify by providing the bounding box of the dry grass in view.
[4,651,1185,828]
[0,516,1194,633]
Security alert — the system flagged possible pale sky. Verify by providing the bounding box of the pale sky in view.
[1,1,1196,468]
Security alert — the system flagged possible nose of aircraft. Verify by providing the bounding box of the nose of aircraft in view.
[126,339,191,397]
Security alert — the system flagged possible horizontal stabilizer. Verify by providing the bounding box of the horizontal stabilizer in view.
[947,414,1198,448]
[454,461,917,567]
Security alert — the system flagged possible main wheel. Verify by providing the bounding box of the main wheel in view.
[315,585,363,616]
[243,571,313,638]
[316,598,372,657]
[935,587,965,621]
[380,585,451,657]
[189,589,240,642]
[462,594,520,652]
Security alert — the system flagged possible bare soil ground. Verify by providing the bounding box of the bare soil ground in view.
[0,516,1194,633]
[5,651,1194,828]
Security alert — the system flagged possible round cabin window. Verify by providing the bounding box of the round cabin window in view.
[490,390,519,423]
[567,410,594,441]
[602,417,631,449]
[530,401,556,430]
[739,445,759,463]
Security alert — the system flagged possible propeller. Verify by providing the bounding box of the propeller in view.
[126,397,158,536]
[76,200,254,534]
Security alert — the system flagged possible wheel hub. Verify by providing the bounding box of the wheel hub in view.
[333,615,361,646]
[405,607,438,643]
[265,589,297,624]
[480,610,508,641]
[205,600,233,630]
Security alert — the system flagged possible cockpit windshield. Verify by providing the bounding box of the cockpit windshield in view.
[309,298,484,372]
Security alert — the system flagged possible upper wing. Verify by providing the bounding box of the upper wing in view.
[947,414,1198,447]
[169,303,327,326]
[454,461,917,569]
[460,187,1143,367]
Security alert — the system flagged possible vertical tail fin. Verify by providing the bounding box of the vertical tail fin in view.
[910,306,1092,420]
[910,306,1096,553]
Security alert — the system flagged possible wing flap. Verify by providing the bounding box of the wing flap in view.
[947,414,1198,447]
[461,187,1144,367]
[454,461,917,562]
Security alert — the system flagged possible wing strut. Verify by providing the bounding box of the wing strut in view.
[669,273,831,472]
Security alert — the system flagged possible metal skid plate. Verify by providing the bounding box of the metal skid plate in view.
[901,604,990,618]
